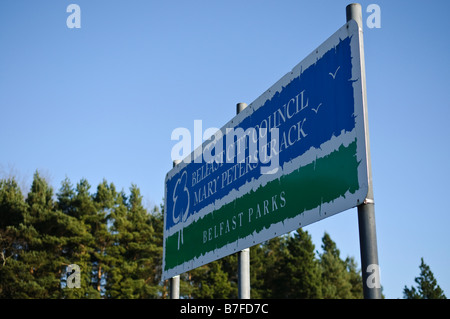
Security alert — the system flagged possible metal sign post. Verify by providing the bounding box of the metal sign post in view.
[346,3,381,299]
[236,103,251,299]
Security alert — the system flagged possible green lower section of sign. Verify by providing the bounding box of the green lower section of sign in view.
[164,140,360,271]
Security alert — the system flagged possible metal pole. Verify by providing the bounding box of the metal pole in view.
[238,248,250,299]
[346,3,381,299]
[169,275,180,299]
[236,102,248,115]
[169,159,182,299]
[236,102,251,299]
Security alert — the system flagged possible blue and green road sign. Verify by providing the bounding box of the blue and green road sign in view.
[163,20,368,280]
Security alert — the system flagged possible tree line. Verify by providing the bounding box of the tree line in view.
[0,172,446,299]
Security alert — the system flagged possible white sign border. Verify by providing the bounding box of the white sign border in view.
[162,20,368,280]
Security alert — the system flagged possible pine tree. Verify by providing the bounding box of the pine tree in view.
[218,254,238,298]
[56,177,96,298]
[319,232,353,299]
[64,178,101,298]
[125,185,163,298]
[0,171,78,298]
[248,243,268,299]
[104,190,128,298]
[21,172,67,298]
[91,180,116,295]
[345,256,363,298]
[106,185,162,298]
[403,258,446,299]
[0,177,30,298]
[150,204,164,285]
[187,260,235,299]
[254,236,289,298]
[267,229,322,298]
[56,177,75,216]
[0,178,26,229]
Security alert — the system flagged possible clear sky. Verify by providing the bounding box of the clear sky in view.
[1,0,449,299]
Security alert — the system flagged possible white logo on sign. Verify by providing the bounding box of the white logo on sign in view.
[172,171,190,249]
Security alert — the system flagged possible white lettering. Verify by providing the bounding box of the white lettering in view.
[366,264,381,288]
[171,127,191,163]
[366,4,381,29]
[67,264,81,288]
[66,4,81,29]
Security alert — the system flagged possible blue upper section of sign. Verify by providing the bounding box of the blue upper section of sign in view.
[166,35,356,231]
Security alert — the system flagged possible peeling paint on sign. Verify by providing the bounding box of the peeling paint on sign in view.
[163,20,368,280]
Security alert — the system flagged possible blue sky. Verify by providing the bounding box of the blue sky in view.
[1,0,449,298]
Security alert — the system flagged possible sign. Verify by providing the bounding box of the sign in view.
[163,20,368,280]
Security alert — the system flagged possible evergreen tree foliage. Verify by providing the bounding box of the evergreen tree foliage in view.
[21,172,66,298]
[403,258,446,299]
[345,256,364,299]
[0,171,382,299]
[0,173,164,299]
[186,260,235,299]
[106,185,162,298]
[319,232,353,299]
[270,229,322,298]
[0,178,29,298]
